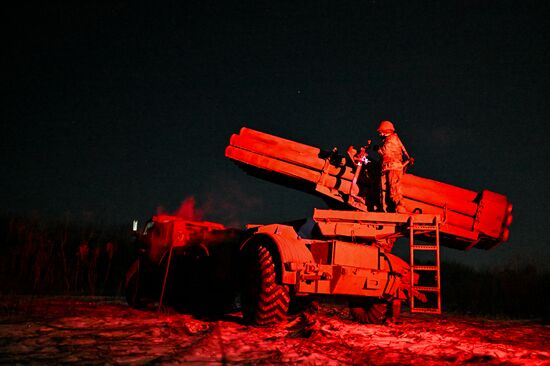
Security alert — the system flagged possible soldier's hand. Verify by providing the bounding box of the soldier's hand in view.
[408,157,415,166]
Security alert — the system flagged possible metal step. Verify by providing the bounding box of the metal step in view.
[411,225,438,230]
[411,245,438,250]
[414,286,440,292]
[413,265,438,271]
[411,307,441,314]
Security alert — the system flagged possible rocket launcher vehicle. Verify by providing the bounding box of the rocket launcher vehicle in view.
[225,127,513,250]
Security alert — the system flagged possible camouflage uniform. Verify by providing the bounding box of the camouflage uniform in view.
[378,133,408,213]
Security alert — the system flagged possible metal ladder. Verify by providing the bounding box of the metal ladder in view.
[409,215,441,314]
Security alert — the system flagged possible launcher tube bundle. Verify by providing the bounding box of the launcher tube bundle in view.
[225,127,512,250]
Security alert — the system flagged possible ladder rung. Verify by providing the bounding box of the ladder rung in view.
[414,286,440,292]
[413,265,438,271]
[411,308,441,314]
[411,225,438,230]
[409,224,441,315]
[412,245,438,250]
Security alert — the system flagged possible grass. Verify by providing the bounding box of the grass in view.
[441,261,549,322]
[0,214,135,296]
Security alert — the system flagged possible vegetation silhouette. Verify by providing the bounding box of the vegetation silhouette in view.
[1,214,548,323]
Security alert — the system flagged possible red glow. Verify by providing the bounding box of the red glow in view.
[2,297,547,364]
[157,196,204,221]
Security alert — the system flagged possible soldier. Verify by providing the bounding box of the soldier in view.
[376,120,413,213]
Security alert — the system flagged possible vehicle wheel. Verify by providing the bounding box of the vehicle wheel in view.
[241,245,290,326]
[349,298,389,324]
[125,259,146,308]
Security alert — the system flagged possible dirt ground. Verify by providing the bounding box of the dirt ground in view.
[0,296,548,365]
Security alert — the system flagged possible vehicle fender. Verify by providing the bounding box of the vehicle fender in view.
[240,224,314,284]
[380,251,420,299]
[380,252,410,275]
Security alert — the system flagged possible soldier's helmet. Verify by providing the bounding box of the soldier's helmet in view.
[377,120,395,133]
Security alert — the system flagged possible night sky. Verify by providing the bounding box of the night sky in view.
[3,1,549,268]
